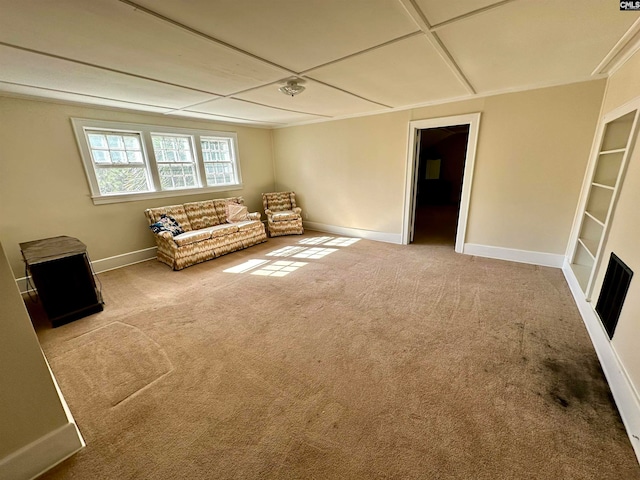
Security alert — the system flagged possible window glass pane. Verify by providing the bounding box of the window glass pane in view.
[92,150,110,164]
[123,136,141,150]
[107,135,124,149]
[95,167,149,194]
[177,137,189,150]
[165,150,177,163]
[127,151,143,163]
[157,163,196,190]
[88,134,108,149]
[110,151,127,163]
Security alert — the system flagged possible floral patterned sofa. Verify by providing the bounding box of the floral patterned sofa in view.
[144,197,267,270]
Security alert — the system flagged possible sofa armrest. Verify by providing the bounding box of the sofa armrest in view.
[264,208,273,216]
[154,231,177,248]
[292,207,302,215]
[247,212,261,221]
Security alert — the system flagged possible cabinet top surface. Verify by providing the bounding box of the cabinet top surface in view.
[20,236,87,265]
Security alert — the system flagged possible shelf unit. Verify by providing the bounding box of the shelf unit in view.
[569,108,639,298]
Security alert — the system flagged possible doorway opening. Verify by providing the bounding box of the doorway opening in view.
[402,113,481,252]
[414,125,469,245]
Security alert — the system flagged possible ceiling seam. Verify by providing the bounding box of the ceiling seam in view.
[0,80,181,110]
[429,0,521,31]
[115,0,411,112]
[170,97,333,119]
[118,0,296,76]
[397,0,476,95]
[300,77,393,108]
[0,41,224,97]
[298,31,423,75]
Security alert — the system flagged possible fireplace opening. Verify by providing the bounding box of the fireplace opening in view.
[595,253,633,339]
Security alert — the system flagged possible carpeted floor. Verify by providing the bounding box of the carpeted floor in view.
[31,232,640,479]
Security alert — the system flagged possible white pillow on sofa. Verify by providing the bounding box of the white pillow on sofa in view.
[226,202,249,223]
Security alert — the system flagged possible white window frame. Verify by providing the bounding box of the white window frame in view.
[71,118,243,205]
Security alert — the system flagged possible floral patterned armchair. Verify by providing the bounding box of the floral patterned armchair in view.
[261,191,304,237]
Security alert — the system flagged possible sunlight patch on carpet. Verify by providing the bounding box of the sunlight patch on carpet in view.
[323,237,360,247]
[266,246,308,257]
[291,247,338,259]
[224,258,270,273]
[299,236,334,245]
[251,261,308,277]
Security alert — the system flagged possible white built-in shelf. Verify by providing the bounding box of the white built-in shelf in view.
[577,238,597,259]
[569,108,638,295]
[599,148,626,155]
[591,182,615,191]
[571,263,592,292]
[585,210,606,225]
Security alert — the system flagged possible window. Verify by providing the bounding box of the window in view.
[201,136,237,186]
[151,134,197,190]
[72,118,242,204]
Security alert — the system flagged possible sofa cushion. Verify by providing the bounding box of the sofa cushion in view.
[233,220,263,231]
[146,205,192,232]
[271,210,300,222]
[173,229,212,247]
[205,224,239,238]
[149,215,185,236]
[184,200,220,229]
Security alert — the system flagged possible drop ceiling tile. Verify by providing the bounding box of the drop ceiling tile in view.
[0,46,216,109]
[234,79,386,117]
[132,0,420,72]
[438,0,640,93]
[415,0,506,26]
[0,0,288,95]
[0,83,171,115]
[307,35,469,107]
[190,98,326,124]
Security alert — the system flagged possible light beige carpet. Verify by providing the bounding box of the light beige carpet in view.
[31,232,640,479]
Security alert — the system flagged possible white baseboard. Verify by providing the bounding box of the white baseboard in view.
[562,260,640,464]
[303,221,402,245]
[463,243,564,268]
[16,246,157,294]
[0,422,84,480]
[91,246,157,274]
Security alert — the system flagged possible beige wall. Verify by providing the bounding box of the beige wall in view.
[591,50,640,397]
[0,97,275,276]
[273,80,606,254]
[0,241,69,458]
[272,111,411,234]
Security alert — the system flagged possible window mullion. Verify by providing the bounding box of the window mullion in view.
[193,135,208,188]
[142,132,161,191]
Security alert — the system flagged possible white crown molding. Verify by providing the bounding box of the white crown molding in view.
[592,18,640,76]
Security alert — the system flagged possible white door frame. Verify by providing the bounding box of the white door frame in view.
[401,113,482,252]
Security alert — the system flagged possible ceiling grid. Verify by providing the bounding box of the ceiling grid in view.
[0,0,638,127]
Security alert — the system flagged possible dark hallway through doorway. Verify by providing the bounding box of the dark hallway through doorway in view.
[412,124,470,246]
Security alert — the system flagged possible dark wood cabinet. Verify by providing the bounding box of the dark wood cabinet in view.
[20,236,103,327]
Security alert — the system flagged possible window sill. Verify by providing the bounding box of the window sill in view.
[91,184,244,205]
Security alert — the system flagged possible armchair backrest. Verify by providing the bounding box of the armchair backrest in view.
[262,191,297,212]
